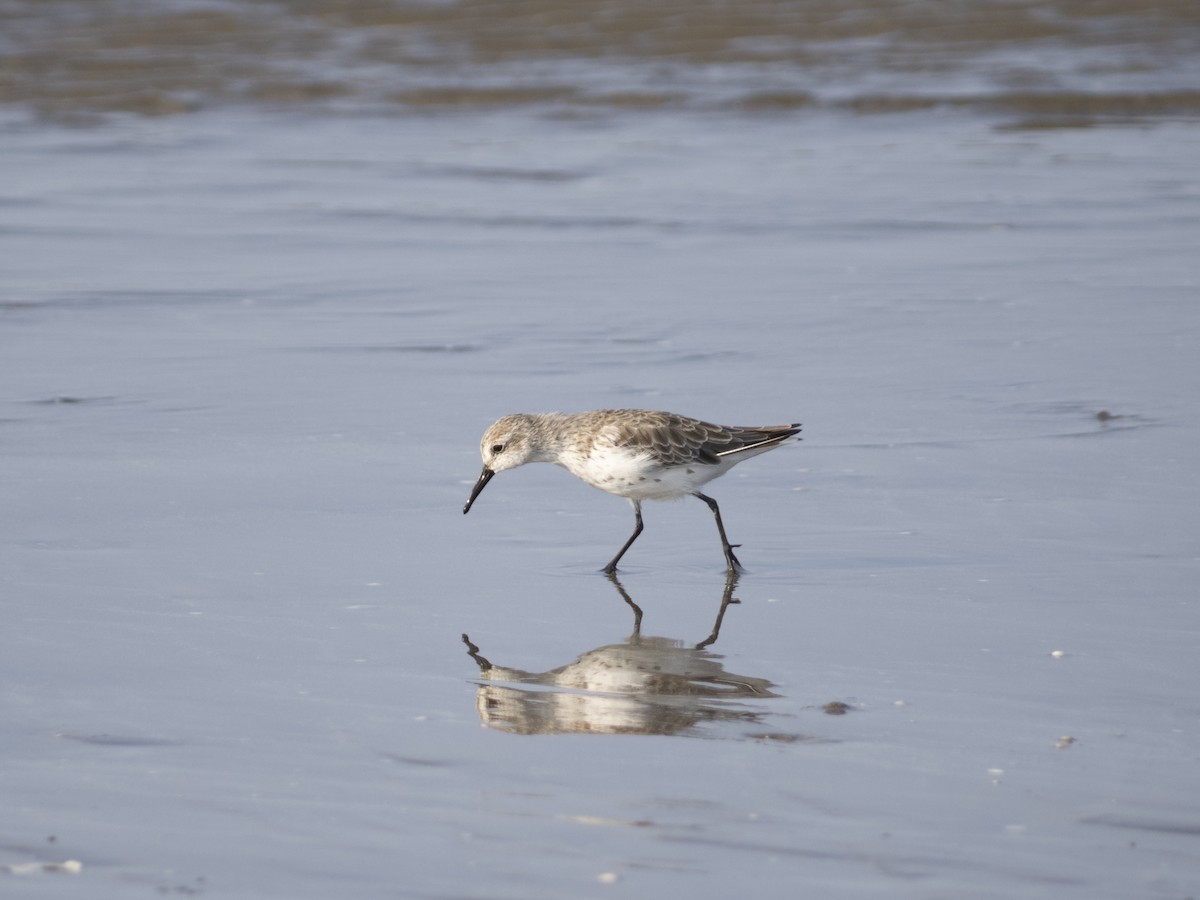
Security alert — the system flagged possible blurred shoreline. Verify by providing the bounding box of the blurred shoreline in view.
[2,0,1199,126]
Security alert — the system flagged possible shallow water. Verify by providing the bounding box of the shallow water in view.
[3,3,1200,898]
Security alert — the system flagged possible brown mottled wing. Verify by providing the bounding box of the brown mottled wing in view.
[627,411,801,467]
[717,422,803,458]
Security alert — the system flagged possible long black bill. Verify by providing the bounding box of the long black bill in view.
[463,466,495,514]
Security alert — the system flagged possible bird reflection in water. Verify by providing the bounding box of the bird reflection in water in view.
[461,572,778,737]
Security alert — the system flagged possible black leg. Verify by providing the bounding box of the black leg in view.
[603,500,644,574]
[694,492,743,572]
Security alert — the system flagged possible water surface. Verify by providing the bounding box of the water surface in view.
[2,3,1199,897]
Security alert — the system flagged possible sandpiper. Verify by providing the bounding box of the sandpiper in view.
[463,409,801,572]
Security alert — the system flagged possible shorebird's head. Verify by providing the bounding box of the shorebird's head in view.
[463,414,537,514]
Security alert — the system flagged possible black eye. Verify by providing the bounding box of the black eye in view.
[491,443,505,453]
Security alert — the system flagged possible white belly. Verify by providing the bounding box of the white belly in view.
[560,444,727,500]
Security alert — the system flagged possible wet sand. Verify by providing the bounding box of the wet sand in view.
[2,3,1199,897]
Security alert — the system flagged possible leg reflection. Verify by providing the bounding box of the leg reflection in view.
[602,570,740,649]
[695,569,740,650]
[604,572,643,636]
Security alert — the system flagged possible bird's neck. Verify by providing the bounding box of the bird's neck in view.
[528,413,576,464]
